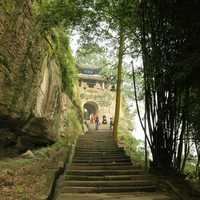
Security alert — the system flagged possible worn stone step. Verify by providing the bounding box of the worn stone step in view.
[74,153,128,158]
[73,155,130,160]
[78,138,113,140]
[76,145,121,148]
[62,180,155,187]
[74,155,129,159]
[74,151,125,155]
[77,141,115,144]
[66,169,145,176]
[73,158,131,163]
[54,130,158,198]
[65,174,152,181]
[78,139,114,142]
[77,139,115,142]
[75,149,124,153]
[59,185,156,193]
[78,141,115,144]
[76,147,120,150]
[76,146,117,149]
[75,149,120,152]
[70,162,133,166]
[69,165,135,170]
[56,193,172,200]
[74,152,125,155]
[77,145,117,148]
[80,133,112,136]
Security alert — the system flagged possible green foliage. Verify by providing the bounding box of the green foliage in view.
[76,43,110,68]
[184,162,197,179]
[50,27,78,98]
[117,96,144,165]
[65,105,82,135]
[100,65,117,85]
[34,0,83,33]
[118,129,145,165]
[79,0,137,38]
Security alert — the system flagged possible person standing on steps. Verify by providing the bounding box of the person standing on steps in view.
[95,115,100,130]
[102,115,107,124]
[109,117,113,130]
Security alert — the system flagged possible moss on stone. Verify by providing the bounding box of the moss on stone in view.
[0,53,10,72]
[0,0,16,14]
[50,27,78,99]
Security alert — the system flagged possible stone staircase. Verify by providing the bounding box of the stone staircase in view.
[55,131,168,200]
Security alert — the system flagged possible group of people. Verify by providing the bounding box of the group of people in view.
[90,114,113,130]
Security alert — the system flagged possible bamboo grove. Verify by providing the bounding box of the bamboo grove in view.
[136,0,200,174]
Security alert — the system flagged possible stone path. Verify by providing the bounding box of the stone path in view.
[55,130,173,200]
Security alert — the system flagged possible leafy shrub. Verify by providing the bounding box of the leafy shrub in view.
[118,128,145,166]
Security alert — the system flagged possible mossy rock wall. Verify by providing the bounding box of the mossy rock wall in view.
[0,0,83,149]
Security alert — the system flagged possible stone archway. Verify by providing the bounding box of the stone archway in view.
[83,101,98,120]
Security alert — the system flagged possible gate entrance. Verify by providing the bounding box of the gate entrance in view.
[83,101,98,120]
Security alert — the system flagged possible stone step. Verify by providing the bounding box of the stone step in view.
[77,145,117,147]
[75,149,124,153]
[75,149,120,152]
[75,153,126,157]
[76,146,124,152]
[74,152,125,155]
[54,130,158,198]
[76,146,118,150]
[69,165,135,170]
[76,146,117,149]
[59,185,156,193]
[77,141,115,144]
[72,158,131,163]
[74,151,125,155]
[73,155,130,160]
[65,174,152,181]
[78,141,115,143]
[80,133,112,136]
[66,169,145,176]
[70,162,133,166]
[77,139,114,142]
[56,193,172,200]
[79,137,114,140]
[76,144,121,148]
[62,180,155,187]
[78,139,114,142]
[77,140,115,143]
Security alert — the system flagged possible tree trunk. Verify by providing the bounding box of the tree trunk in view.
[113,29,125,143]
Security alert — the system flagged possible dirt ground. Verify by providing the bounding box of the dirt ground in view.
[0,145,68,200]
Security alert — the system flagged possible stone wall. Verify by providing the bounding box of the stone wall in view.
[0,0,83,150]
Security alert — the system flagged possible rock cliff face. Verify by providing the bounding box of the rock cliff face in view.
[0,0,82,150]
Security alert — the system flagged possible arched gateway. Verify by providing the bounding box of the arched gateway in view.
[83,101,98,120]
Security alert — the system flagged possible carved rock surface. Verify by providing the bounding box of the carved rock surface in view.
[0,0,78,148]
